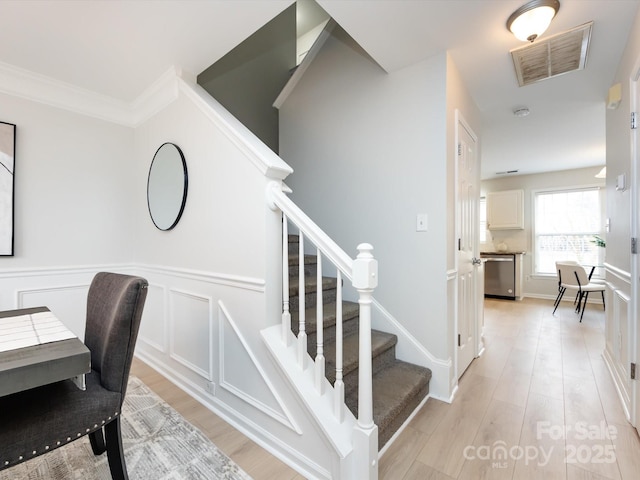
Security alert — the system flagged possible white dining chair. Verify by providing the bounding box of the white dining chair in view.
[553,261,581,315]
[573,264,606,322]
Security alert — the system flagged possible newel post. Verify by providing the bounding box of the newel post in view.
[351,243,379,479]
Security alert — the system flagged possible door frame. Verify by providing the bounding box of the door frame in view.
[454,109,483,379]
[631,55,640,430]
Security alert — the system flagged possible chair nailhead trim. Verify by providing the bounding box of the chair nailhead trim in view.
[5,414,127,469]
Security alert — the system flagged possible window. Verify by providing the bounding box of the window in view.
[533,187,603,275]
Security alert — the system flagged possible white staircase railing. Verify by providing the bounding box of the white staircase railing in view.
[267,182,379,479]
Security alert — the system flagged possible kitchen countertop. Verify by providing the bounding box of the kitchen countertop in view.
[480,251,527,255]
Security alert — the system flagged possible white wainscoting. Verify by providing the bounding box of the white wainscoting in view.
[0,265,132,338]
[603,263,633,421]
[132,263,332,478]
[3,263,435,478]
[168,288,214,380]
[218,300,301,431]
[137,283,167,353]
[135,264,300,427]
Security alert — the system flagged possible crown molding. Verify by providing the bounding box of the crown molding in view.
[130,66,195,127]
[0,62,188,127]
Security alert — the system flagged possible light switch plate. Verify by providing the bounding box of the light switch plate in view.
[416,214,428,232]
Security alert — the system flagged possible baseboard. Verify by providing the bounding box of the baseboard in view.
[134,350,331,480]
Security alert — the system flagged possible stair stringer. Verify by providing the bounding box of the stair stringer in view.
[262,324,359,479]
[370,299,452,402]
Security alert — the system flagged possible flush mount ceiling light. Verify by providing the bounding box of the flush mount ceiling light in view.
[513,106,530,117]
[507,0,560,42]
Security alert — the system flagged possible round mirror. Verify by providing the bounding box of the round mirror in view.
[147,143,188,231]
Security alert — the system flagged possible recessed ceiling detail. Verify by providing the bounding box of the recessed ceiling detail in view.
[510,22,593,87]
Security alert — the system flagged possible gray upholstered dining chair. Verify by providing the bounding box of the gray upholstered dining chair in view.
[0,272,148,480]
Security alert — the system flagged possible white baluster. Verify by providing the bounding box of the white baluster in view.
[298,233,307,369]
[315,249,325,394]
[334,270,344,422]
[281,217,291,346]
[352,243,379,479]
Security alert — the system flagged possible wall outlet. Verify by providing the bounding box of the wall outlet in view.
[416,214,428,232]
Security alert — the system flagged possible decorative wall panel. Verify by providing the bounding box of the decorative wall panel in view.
[138,283,167,352]
[169,289,213,380]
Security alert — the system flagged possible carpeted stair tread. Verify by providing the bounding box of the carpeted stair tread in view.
[289,275,337,296]
[345,360,431,447]
[291,300,359,334]
[324,329,397,379]
[284,233,432,451]
[288,253,317,267]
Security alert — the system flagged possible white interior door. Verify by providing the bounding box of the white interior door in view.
[456,111,481,378]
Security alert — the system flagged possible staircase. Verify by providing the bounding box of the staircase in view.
[288,234,432,447]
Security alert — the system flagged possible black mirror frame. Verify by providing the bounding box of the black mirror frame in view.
[147,142,188,231]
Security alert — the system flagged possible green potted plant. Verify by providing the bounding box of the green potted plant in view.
[591,235,606,248]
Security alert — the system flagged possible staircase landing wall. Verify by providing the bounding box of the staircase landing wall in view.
[131,79,345,480]
[278,27,453,394]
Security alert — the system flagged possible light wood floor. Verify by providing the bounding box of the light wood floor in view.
[132,297,640,480]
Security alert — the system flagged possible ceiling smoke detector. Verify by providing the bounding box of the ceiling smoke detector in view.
[513,107,530,117]
[511,22,593,87]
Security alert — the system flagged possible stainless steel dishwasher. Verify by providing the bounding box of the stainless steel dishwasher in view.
[481,253,516,299]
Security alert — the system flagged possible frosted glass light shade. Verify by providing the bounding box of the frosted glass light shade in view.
[507,0,560,42]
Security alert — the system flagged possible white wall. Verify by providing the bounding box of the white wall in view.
[130,81,343,479]
[0,92,134,334]
[132,97,269,276]
[0,93,134,269]
[603,6,640,423]
[481,166,606,299]
[0,74,349,478]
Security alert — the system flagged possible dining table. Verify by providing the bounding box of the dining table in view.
[0,306,91,397]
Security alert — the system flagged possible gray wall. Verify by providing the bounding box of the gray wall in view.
[198,4,296,153]
[279,25,459,362]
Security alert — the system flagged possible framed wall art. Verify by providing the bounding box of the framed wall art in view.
[0,121,15,256]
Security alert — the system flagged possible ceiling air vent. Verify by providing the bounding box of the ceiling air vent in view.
[510,22,593,87]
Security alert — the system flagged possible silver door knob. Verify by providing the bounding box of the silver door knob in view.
[472,257,482,266]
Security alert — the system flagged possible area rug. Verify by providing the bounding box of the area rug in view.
[1,376,253,480]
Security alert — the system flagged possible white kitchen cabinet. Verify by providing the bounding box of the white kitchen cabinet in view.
[486,189,524,230]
